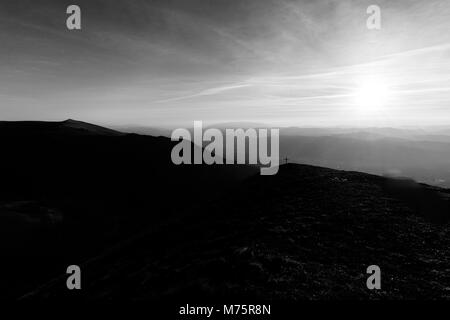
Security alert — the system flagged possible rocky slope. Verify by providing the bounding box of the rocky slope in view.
[24,164,450,300]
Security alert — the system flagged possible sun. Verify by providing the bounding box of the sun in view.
[353,76,390,115]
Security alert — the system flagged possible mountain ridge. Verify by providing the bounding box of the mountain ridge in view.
[1,119,449,300]
[0,119,124,136]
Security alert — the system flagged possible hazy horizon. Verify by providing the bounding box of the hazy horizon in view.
[5,118,450,132]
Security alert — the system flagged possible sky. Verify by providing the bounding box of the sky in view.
[0,0,449,127]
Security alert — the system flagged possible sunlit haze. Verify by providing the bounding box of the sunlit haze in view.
[1,0,449,128]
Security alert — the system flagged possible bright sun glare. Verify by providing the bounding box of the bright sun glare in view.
[353,76,390,115]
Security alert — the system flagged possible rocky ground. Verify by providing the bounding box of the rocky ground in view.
[25,164,450,300]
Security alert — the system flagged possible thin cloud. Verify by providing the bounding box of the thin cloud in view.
[155,83,252,103]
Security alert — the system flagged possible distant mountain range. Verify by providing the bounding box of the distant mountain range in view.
[278,134,450,187]
[118,123,450,187]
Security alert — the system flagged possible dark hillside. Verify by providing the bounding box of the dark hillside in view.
[22,164,450,300]
[0,120,256,298]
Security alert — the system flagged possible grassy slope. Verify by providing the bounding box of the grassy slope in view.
[26,164,450,300]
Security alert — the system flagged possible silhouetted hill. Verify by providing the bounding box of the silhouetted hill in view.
[0,119,124,137]
[1,120,450,301]
[21,164,450,300]
[0,119,256,298]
